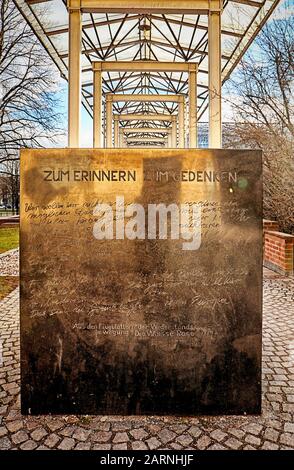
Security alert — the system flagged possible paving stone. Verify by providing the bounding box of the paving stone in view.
[93,443,111,450]
[5,410,20,421]
[20,440,38,450]
[0,427,8,437]
[283,404,294,413]
[261,441,279,450]
[112,422,132,432]
[44,433,60,448]
[146,437,161,450]
[113,432,129,443]
[284,422,294,433]
[0,436,11,450]
[59,425,76,437]
[30,427,48,441]
[195,435,212,450]
[58,437,76,450]
[26,420,41,431]
[158,428,176,444]
[87,421,111,432]
[148,424,162,434]
[75,442,91,450]
[228,428,245,439]
[243,423,263,436]
[92,431,112,443]
[72,428,91,442]
[210,429,227,442]
[11,430,29,444]
[175,434,193,446]
[132,440,148,450]
[245,434,261,447]
[6,420,23,433]
[280,433,294,447]
[2,382,18,391]
[267,393,283,403]
[112,443,128,450]
[188,426,202,439]
[170,424,188,434]
[130,428,148,440]
[271,402,281,412]
[225,437,242,449]
[207,443,227,450]
[46,419,64,432]
[263,428,279,442]
[266,419,282,430]
[169,442,183,449]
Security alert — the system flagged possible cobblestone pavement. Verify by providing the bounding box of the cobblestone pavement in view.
[0,249,19,276]
[0,268,293,451]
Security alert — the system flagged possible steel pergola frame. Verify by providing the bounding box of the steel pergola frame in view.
[13,0,281,146]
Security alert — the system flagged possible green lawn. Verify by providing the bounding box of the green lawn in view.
[0,210,14,217]
[0,227,19,254]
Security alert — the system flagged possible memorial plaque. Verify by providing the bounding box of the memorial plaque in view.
[20,149,262,415]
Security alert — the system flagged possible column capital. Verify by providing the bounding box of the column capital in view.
[113,114,119,121]
[105,93,113,102]
[188,63,198,73]
[68,1,81,147]
[67,0,81,12]
[208,4,222,148]
[209,0,223,13]
[93,62,103,72]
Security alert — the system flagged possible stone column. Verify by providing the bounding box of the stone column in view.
[119,128,124,148]
[114,115,119,148]
[172,116,177,148]
[188,63,197,148]
[106,94,113,148]
[93,63,102,148]
[178,96,185,148]
[68,7,81,147]
[208,10,222,148]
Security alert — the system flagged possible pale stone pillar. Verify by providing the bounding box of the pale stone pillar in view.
[208,10,222,148]
[119,129,124,148]
[172,116,177,148]
[189,63,197,148]
[93,63,102,148]
[178,96,185,148]
[114,115,119,148]
[106,94,113,148]
[68,8,81,148]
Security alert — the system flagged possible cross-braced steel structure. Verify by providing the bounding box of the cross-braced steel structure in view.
[13,0,281,148]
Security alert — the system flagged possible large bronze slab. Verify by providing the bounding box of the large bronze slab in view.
[20,149,262,415]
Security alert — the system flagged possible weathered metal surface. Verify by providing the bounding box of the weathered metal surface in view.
[20,148,262,415]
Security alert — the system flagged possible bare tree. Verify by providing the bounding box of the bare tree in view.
[0,160,19,214]
[0,0,65,165]
[224,15,294,233]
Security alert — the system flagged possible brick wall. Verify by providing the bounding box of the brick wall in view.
[264,229,294,275]
[0,216,19,227]
[263,219,280,232]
